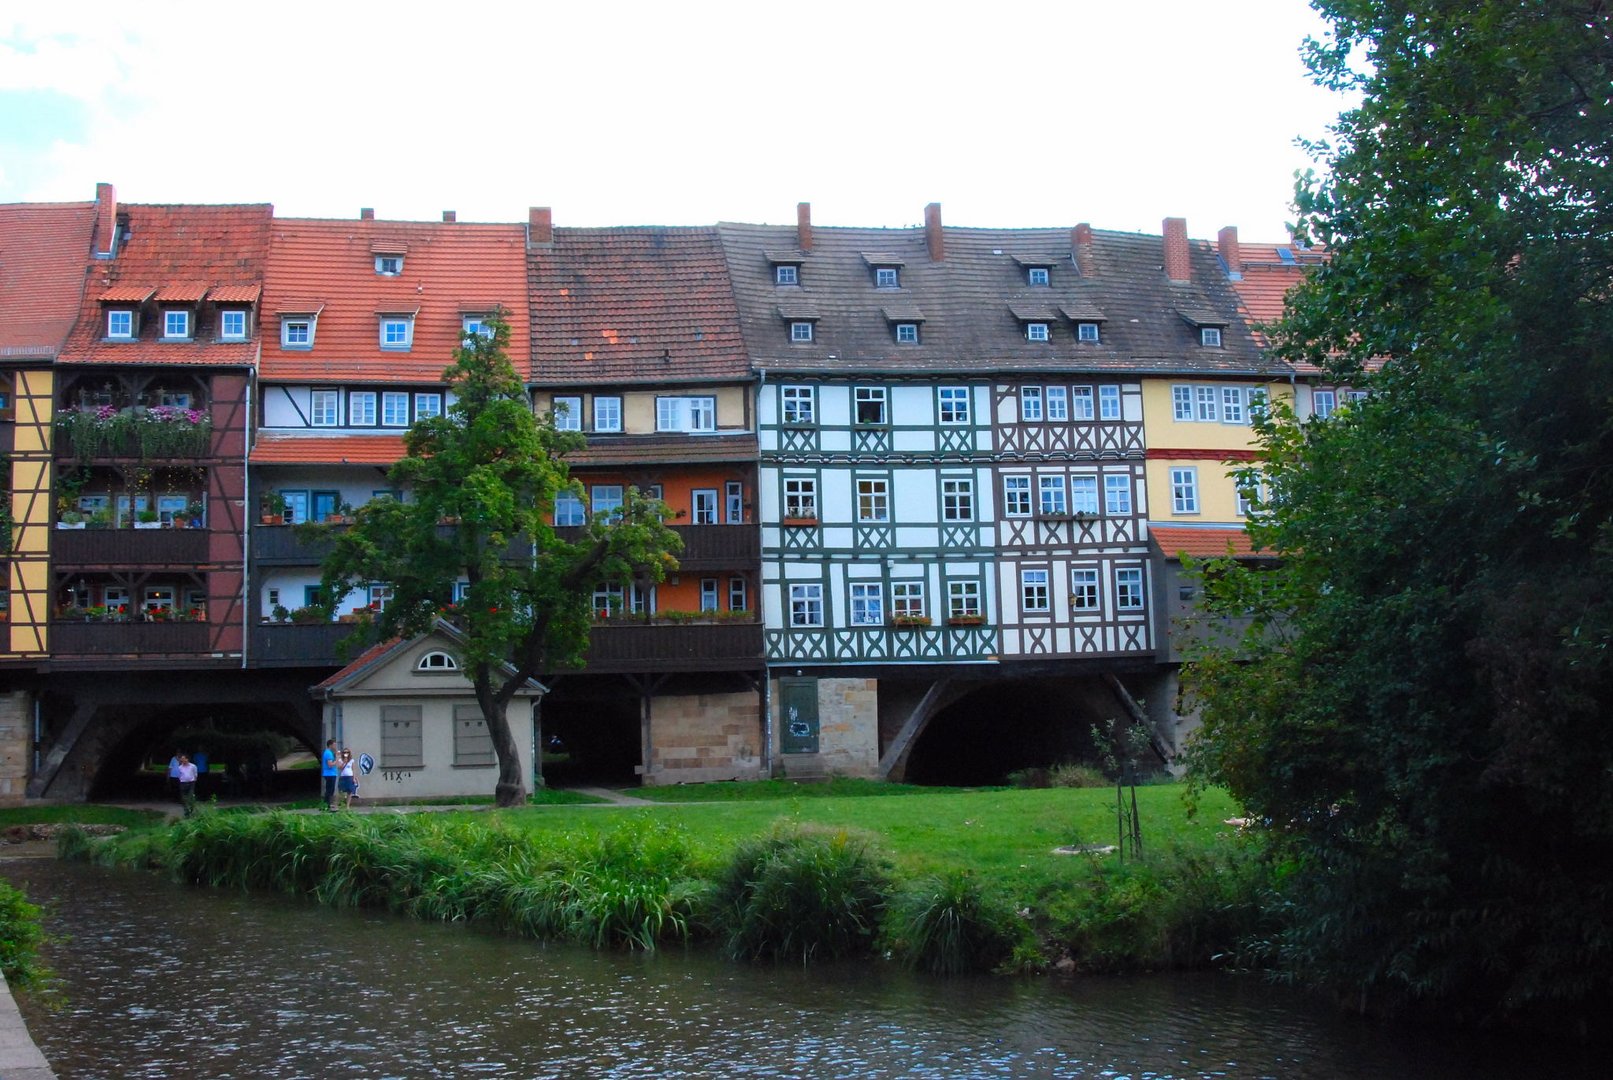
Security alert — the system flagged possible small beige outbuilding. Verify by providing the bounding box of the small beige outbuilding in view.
[312,622,545,801]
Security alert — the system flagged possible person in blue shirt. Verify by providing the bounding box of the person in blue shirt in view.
[320,739,339,811]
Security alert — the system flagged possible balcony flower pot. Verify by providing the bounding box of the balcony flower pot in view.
[781,516,819,527]
[889,615,932,629]
[947,614,986,626]
[56,520,86,530]
[260,514,283,525]
[134,520,162,530]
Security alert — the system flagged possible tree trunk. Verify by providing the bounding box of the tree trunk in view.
[476,674,529,808]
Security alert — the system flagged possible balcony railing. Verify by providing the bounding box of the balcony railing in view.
[51,621,210,656]
[553,523,758,570]
[248,622,364,666]
[54,527,210,566]
[583,619,763,672]
[252,523,536,565]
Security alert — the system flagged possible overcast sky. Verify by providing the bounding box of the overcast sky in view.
[1,1,1348,241]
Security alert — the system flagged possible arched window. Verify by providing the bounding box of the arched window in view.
[416,650,458,672]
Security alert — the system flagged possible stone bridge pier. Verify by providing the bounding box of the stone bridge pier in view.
[20,669,326,801]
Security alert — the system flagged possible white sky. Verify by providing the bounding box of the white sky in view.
[0,1,1348,241]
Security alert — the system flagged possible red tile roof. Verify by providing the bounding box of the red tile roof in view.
[312,636,403,691]
[260,217,529,384]
[0,200,97,359]
[61,203,273,366]
[1150,526,1267,559]
[529,227,749,385]
[252,432,406,465]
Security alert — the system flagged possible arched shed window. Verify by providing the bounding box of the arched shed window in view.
[416,650,458,672]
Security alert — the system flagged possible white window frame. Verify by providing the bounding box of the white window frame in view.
[1099,384,1121,420]
[941,478,974,522]
[349,391,377,426]
[163,309,191,340]
[281,317,313,349]
[728,576,748,611]
[219,309,247,341]
[700,578,720,613]
[461,315,492,342]
[1038,475,1067,516]
[1071,568,1100,612]
[854,386,888,426]
[1021,386,1044,422]
[414,392,442,420]
[856,477,890,523]
[593,396,622,432]
[775,264,799,286]
[107,309,134,339]
[1104,474,1132,516]
[875,266,900,288]
[1003,475,1032,517]
[790,321,814,343]
[1027,266,1050,286]
[850,582,884,627]
[1077,321,1100,342]
[382,392,410,427]
[947,579,981,618]
[1236,473,1267,517]
[1070,386,1094,420]
[895,322,919,344]
[656,396,716,433]
[1313,389,1336,419]
[784,478,817,519]
[554,491,585,526]
[938,386,971,425]
[692,489,719,525]
[789,583,824,627]
[781,386,816,426]
[1221,386,1246,425]
[725,481,744,524]
[1025,322,1050,342]
[375,254,403,276]
[1201,326,1223,347]
[590,485,624,520]
[1116,567,1145,611]
[1194,386,1219,422]
[1172,385,1194,421]
[379,316,414,350]
[1021,568,1051,613]
[892,582,925,618]
[1171,467,1200,514]
[1070,475,1098,515]
[310,389,340,427]
[1046,386,1069,421]
[552,396,582,431]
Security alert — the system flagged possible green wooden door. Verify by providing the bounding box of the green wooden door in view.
[779,677,820,755]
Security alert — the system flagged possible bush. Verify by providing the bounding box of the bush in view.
[883,870,1024,974]
[1049,764,1111,789]
[0,879,47,991]
[708,825,890,964]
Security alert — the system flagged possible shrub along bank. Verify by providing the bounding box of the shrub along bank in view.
[59,784,1273,975]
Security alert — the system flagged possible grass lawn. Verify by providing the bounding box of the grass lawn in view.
[0,805,167,829]
[499,782,1244,897]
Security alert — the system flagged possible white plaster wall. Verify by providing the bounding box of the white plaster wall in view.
[324,696,534,801]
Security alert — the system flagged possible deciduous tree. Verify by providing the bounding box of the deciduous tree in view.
[318,313,680,807]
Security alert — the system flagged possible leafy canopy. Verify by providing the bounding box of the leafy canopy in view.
[1185,0,1613,1032]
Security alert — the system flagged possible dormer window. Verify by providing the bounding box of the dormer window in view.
[375,254,404,276]
[1026,322,1050,342]
[219,310,247,341]
[281,317,314,349]
[1077,322,1100,343]
[875,266,900,289]
[775,265,798,286]
[1201,327,1223,347]
[790,321,814,343]
[163,310,191,340]
[107,310,134,340]
[462,314,493,343]
[1027,267,1050,286]
[895,323,919,344]
[380,315,414,350]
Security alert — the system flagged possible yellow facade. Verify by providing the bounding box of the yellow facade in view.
[5,368,54,657]
[1140,378,1286,524]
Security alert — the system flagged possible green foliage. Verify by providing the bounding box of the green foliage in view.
[317,311,681,806]
[882,870,1024,974]
[707,825,891,964]
[1184,0,1613,1030]
[0,879,48,992]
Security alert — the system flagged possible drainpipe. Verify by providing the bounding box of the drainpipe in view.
[32,696,42,776]
[240,377,253,667]
[761,666,773,779]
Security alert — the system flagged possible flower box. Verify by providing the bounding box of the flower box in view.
[889,615,932,629]
[947,614,985,626]
[781,516,819,527]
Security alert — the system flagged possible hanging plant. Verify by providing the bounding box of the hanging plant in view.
[55,404,211,463]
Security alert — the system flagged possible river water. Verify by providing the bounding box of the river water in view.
[0,857,1599,1079]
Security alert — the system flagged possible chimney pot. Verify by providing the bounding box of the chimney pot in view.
[797,202,812,252]
[443,210,456,223]
[925,202,944,262]
[94,182,117,257]
[1217,226,1241,279]
[529,206,553,246]
[360,208,375,221]
[1163,217,1191,282]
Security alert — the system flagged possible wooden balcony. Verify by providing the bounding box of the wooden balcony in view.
[248,622,362,666]
[554,523,758,571]
[54,527,210,567]
[583,619,763,673]
[253,523,535,566]
[51,620,210,656]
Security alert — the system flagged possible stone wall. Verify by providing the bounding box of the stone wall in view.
[775,676,880,780]
[0,691,33,804]
[644,689,764,785]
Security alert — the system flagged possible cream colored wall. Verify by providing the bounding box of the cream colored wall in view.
[533,384,749,434]
[325,695,534,801]
[770,677,880,779]
[1144,457,1254,523]
[1139,379,1291,451]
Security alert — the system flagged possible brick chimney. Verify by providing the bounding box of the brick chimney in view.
[529,207,553,247]
[94,182,117,258]
[360,208,375,221]
[925,202,944,261]
[442,210,457,223]
[1217,226,1242,279]
[797,202,812,252]
[1072,222,1094,275]
[1163,217,1191,282]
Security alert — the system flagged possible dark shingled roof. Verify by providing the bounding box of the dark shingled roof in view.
[717,222,1290,379]
[529,227,749,386]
